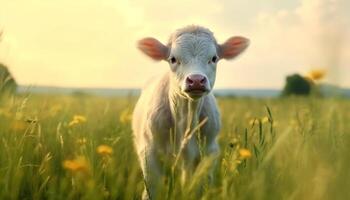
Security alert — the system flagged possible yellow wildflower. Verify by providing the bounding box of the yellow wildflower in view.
[97,145,113,156]
[69,120,79,127]
[69,115,87,127]
[77,137,87,145]
[261,116,269,124]
[249,118,257,126]
[307,69,326,81]
[238,148,252,159]
[63,156,89,173]
[73,115,87,122]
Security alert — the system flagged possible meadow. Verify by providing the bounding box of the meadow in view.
[0,93,349,200]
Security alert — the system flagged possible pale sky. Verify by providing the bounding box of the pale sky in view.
[0,0,349,89]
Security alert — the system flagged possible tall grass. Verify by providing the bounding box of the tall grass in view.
[0,94,349,199]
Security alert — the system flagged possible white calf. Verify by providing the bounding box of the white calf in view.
[132,25,249,199]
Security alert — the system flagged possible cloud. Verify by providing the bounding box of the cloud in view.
[232,0,350,88]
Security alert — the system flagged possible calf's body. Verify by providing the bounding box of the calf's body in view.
[132,26,249,199]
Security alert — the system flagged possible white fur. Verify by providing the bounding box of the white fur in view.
[133,25,245,199]
[132,73,220,199]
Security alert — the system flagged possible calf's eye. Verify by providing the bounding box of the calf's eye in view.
[170,57,177,64]
[211,56,218,63]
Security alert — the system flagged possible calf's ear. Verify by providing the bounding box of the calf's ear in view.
[218,36,249,60]
[137,37,169,61]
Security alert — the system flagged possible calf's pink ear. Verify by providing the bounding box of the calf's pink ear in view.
[218,36,250,60]
[137,37,169,61]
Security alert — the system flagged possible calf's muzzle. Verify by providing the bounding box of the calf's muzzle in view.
[184,74,209,95]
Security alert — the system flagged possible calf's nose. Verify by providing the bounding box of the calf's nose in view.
[185,74,207,90]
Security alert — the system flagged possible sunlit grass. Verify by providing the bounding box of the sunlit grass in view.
[0,94,349,199]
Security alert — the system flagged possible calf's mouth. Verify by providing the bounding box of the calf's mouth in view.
[184,88,209,99]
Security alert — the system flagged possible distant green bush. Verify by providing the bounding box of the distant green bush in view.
[282,74,312,96]
[0,63,17,96]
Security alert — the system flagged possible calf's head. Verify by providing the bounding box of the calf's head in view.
[138,26,249,100]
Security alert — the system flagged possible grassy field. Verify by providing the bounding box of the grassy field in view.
[0,94,349,200]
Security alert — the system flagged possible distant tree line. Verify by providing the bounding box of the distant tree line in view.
[0,32,18,97]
